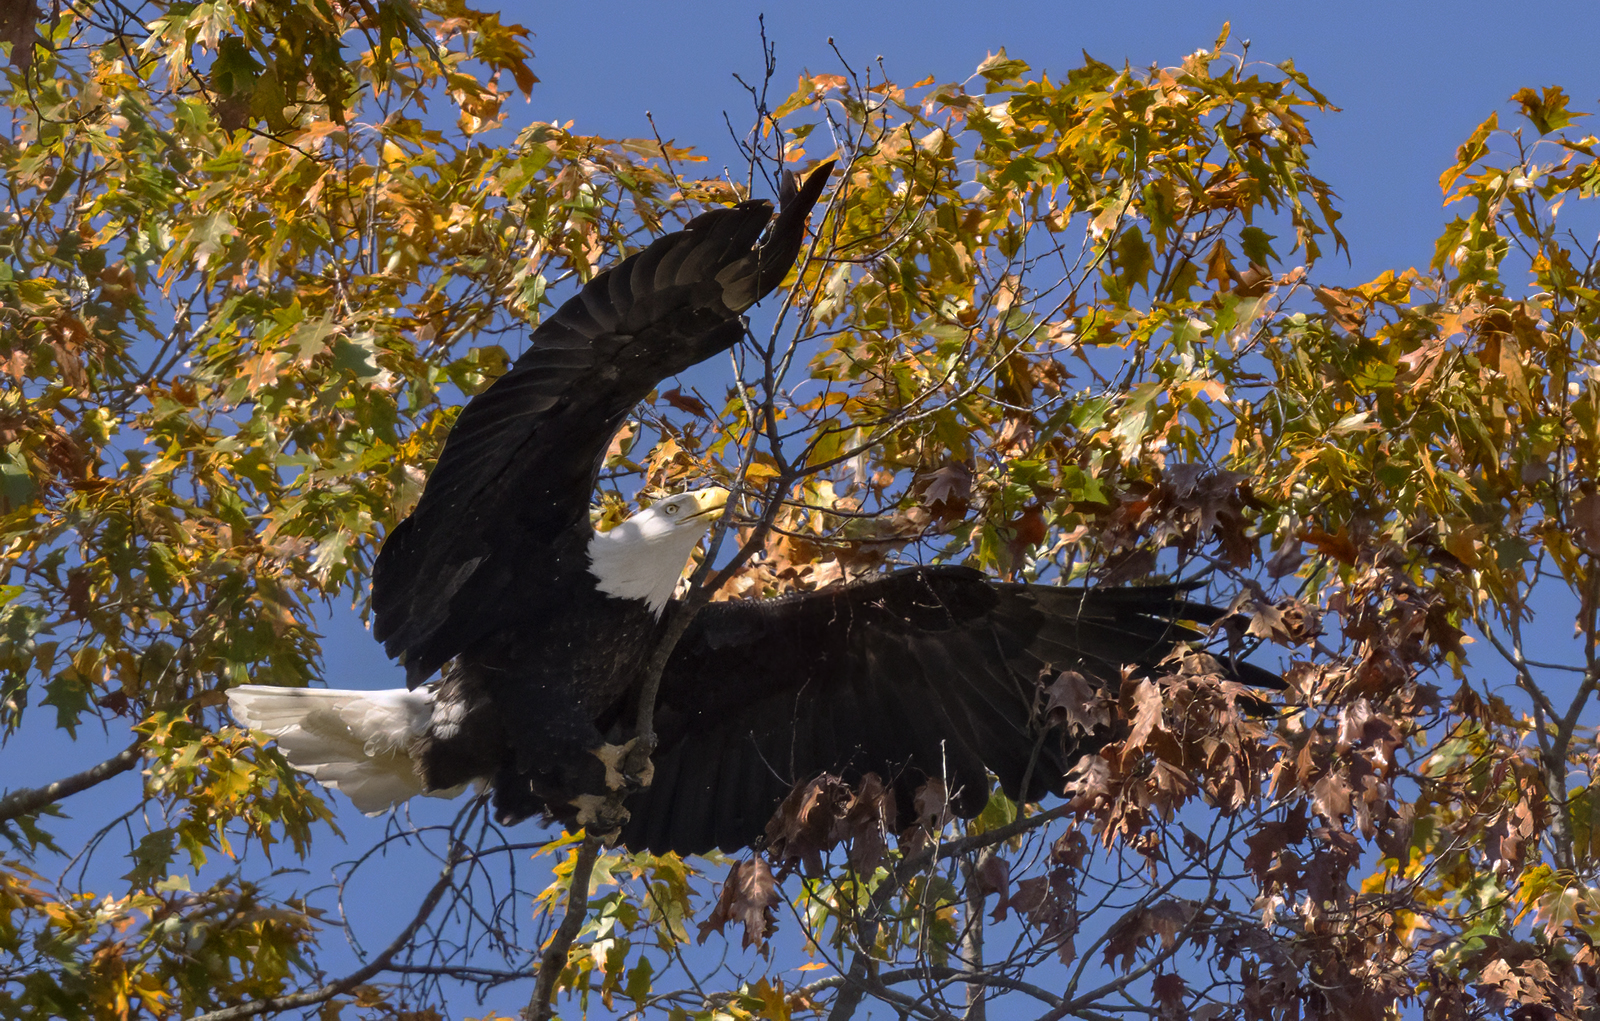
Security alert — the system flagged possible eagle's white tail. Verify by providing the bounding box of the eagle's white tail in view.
[227,685,467,815]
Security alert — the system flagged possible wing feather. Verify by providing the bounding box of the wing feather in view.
[371,162,836,681]
[622,566,1263,853]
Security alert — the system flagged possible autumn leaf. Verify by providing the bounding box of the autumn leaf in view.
[698,858,780,951]
[973,854,1012,921]
[1043,669,1112,735]
[661,387,711,419]
[0,0,37,71]
[920,463,972,521]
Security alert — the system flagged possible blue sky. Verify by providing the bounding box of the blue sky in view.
[494,0,1600,286]
[9,0,1599,1014]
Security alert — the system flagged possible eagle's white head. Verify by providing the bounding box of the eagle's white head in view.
[587,488,730,615]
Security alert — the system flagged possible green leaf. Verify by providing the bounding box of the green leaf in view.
[1239,226,1281,266]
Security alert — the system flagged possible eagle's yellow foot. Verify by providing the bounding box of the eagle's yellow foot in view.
[592,739,656,792]
[567,794,630,843]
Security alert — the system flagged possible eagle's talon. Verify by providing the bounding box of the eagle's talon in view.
[567,793,629,841]
[592,738,655,792]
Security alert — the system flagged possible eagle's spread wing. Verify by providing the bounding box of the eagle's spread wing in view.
[622,567,1261,854]
[372,163,835,684]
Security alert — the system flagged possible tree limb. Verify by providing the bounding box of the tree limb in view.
[0,738,142,824]
[524,833,602,1021]
[797,966,1065,1010]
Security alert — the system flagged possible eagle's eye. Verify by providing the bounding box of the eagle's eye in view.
[664,504,679,516]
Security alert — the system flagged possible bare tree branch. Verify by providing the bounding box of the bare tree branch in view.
[0,739,142,824]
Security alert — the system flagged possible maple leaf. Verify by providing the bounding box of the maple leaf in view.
[1242,811,1309,884]
[1122,678,1166,757]
[1313,285,1365,331]
[1102,900,1198,971]
[1008,875,1049,917]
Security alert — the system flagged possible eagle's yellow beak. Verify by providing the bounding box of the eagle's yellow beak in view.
[685,487,730,523]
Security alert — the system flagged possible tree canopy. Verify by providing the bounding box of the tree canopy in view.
[2,3,1598,1018]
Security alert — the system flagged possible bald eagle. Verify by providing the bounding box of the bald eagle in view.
[229,161,1275,855]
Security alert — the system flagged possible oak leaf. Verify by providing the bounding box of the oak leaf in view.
[698,858,779,951]
[1042,670,1110,735]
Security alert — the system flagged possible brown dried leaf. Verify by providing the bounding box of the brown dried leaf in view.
[1043,670,1110,735]
[973,854,1011,922]
[1311,773,1351,821]
[764,773,895,874]
[1103,900,1198,971]
[996,414,1034,457]
[661,387,710,419]
[1005,503,1048,570]
[1335,698,1374,753]
[920,464,972,522]
[0,0,37,72]
[842,773,894,874]
[1008,875,1048,916]
[50,339,86,390]
[911,778,950,832]
[697,858,779,951]
[1313,285,1364,332]
[1303,525,1358,564]
[96,689,130,717]
[1232,263,1272,297]
[64,568,91,618]
[1051,829,1087,870]
[1122,678,1165,756]
[1574,492,1600,555]
[1152,972,1188,1017]
[764,775,850,870]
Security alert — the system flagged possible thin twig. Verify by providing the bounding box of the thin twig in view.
[190,826,472,1021]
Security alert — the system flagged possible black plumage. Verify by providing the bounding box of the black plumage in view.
[372,162,836,684]
[623,567,1274,854]
[353,158,1277,854]
[369,161,838,828]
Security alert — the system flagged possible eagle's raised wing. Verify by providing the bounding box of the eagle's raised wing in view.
[623,567,1271,854]
[372,162,835,684]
